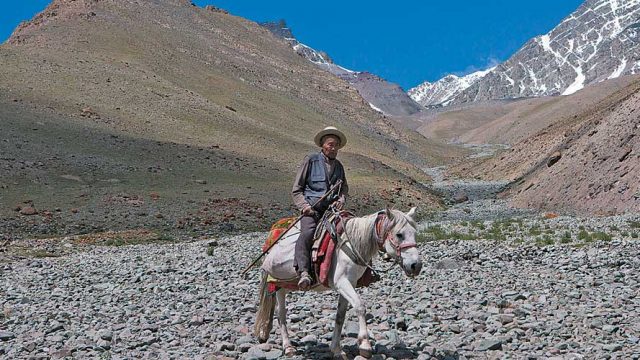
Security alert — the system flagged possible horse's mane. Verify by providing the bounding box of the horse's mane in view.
[343,209,413,262]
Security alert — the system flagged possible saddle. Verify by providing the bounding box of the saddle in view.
[262,210,378,293]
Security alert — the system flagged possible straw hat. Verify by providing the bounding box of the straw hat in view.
[314,126,347,149]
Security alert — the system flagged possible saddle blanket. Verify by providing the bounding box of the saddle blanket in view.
[261,213,375,292]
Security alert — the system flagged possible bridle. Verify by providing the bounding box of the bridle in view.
[374,211,417,262]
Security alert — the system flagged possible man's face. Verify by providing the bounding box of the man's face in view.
[321,135,340,160]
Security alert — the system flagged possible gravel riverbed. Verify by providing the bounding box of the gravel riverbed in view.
[2,162,639,359]
[2,216,640,359]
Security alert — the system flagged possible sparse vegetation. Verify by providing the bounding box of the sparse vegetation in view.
[578,230,592,242]
[427,225,448,240]
[560,231,572,244]
[485,222,507,241]
[26,249,61,258]
[409,214,629,248]
[592,231,612,242]
[449,231,476,241]
[536,235,555,246]
[528,225,542,236]
[102,233,177,247]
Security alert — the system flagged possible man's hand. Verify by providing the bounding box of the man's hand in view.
[334,195,346,210]
[302,205,316,217]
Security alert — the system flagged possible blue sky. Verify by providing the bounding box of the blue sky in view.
[1,0,584,89]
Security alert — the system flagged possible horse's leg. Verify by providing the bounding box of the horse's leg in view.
[276,290,295,357]
[330,295,349,359]
[335,278,372,358]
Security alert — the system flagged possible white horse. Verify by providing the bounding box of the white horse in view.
[255,207,423,359]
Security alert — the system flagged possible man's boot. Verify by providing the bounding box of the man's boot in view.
[298,271,312,290]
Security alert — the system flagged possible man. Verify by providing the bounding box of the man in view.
[292,126,349,290]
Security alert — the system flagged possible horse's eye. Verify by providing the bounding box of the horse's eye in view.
[396,233,404,240]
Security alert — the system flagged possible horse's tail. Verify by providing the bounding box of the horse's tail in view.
[254,271,275,343]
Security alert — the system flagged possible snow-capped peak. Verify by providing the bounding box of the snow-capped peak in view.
[408,67,495,107]
[410,0,640,107]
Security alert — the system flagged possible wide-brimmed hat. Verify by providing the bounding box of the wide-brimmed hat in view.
[314,126,347,149]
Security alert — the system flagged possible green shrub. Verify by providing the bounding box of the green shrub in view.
[593,231,612,242]
[578,230,592,242]
[528,225,542,236]
[536,235,554,246]
[450,231,476,241]
[472,221,486,230]
[418,225,448,242]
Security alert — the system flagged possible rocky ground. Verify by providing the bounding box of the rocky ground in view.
[2,202,640,359]
[3,139,638,360]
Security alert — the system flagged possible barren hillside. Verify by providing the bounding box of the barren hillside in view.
[0,0,455,238]
[453,77,640,215]
[419,76,639,145]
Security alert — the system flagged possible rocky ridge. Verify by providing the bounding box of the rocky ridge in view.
[261,20,424,116]
[410,0,640,107]
[408,67,494,107]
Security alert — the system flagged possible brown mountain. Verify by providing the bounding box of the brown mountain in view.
[0,0,455,238]
[433,76,640,215]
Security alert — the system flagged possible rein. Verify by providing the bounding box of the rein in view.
[373,212,417,259]
[333,209,417,276]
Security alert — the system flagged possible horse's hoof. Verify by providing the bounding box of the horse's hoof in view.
[257,336,268,344]
[332,351,348,360]
[284,346,296,357]
[358,346,373,358]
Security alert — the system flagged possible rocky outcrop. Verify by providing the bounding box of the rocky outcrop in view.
[507,83,640,215]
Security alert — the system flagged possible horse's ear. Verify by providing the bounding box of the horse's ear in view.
[385,208,394,221]
[406,206,417,221]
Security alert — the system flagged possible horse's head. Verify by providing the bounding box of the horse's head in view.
[380,207,422,277]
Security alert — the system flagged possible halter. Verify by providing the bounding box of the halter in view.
[374,211,417,260]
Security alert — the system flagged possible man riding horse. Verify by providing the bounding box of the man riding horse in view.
[292,126,348,290]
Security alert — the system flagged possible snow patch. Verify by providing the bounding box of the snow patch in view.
[502,72,515,87]
[608,58,627,79]
[368,102,385,114]
[562,66,586,95]
[539,35,553,52]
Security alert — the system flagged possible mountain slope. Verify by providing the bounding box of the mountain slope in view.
[411,0,640,107]
[454,0,640,104]
[0,0,450,237]
[451,75,640,215]
[418,75,639,145]
[261,20,424,116]
[408,68,494,107]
